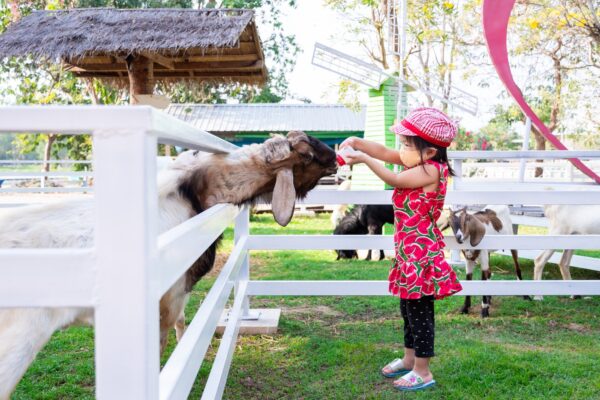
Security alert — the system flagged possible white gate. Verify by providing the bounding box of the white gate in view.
[0,106,599,399]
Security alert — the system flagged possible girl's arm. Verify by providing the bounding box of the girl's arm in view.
[340,137,403,165]
[349,153,438,189]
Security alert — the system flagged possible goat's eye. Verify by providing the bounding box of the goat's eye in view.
[301,153,313,162]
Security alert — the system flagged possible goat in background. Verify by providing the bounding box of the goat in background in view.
[533,204,600,300]
[0,131,337,399]
[333,204,394,261]
[447,205,529,317]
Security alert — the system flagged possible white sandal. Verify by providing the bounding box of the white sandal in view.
[393,371,436,391]
[381,358,410,378]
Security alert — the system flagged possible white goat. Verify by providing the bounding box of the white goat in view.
[447,205,528,317]
[0,131,337,399]
[533,204,600,300]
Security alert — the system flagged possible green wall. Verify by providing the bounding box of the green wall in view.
[351,78,398,191]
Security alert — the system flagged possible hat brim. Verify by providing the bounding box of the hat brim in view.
[390,123,417,136]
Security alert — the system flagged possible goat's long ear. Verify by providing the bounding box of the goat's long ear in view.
[287,130,313,158]
[469,217,486,247]
[272,168,296,226]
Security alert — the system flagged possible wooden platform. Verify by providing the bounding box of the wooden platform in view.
[215,308,281,336]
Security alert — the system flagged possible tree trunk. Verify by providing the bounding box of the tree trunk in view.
[126,55,154,104]
[536,48,564,177]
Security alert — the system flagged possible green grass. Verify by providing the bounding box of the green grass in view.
[13,214,600,399]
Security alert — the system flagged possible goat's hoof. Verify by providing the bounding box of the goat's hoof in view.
[523,295,533,301]
[481,309,490,318]
[570,295,582,300]
[533,295,544,301]
[460,306,469,314]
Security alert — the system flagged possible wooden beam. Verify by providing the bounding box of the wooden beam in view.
[249,22,267,81]
[141,51,175,70]
[73,71,264,79]
[186,54,259,63]
[67,60,264,73]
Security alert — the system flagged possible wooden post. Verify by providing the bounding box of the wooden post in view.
[126,55,154,105]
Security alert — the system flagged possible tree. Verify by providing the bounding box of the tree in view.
[323,1,475,114]
[510,0,600,176]
[1,0,299,163]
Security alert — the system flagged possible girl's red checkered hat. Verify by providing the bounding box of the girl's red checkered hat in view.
[390,107,457,148]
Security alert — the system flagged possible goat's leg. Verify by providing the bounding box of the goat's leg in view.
[511,249,531,300]
[0,308,83,400]
[367,224,383,261]
[460,260,475,314]
[533,249,555,301]
[159,280,188,354]
[557,249,580,299]
[480,252,491,318]
[175,310,186,342]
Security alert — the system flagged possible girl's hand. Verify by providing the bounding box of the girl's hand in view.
[339,137,361,151]
[343,150,367,166]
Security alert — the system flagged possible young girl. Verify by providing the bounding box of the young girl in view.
[340,107,463,392]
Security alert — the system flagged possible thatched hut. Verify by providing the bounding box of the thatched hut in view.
[0,8,267,103]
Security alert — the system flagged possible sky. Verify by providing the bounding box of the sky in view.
[272,1,501,131]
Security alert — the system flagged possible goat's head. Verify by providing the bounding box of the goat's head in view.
[176,131,337,227]
[262,131,337,226]
[333,207,366,259]
[449,207,485,247]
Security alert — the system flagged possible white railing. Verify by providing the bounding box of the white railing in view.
[1,106,599,399]
[0,106,245,400]
[0,159,93,192]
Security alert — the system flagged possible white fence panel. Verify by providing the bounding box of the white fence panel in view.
[0,248,95,307]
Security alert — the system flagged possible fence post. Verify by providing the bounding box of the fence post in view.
[519,117,531,182]
[450,159,463,266]
[93,128,160,400]
[235,205,256,319]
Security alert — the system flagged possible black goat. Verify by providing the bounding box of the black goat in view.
[333,204,394,260]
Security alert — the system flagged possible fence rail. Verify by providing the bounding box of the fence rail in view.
[0,105,599,399]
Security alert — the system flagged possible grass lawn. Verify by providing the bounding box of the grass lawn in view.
[13,214,600,400]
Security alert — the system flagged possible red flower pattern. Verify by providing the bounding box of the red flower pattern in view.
[389,160,463,300]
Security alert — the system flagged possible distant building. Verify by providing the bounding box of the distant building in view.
[166,103,365,146]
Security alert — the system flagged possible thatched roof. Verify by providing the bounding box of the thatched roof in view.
[0,8,267,84]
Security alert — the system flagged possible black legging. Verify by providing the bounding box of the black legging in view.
[400,295,435,358]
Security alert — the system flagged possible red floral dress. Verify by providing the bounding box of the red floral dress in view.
[388,160,463,300]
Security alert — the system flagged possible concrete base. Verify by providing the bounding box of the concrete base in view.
[216,308,281,336]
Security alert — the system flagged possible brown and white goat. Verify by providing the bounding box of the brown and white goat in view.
[0,131,336,399]
[533,204,600,300]
[447,205,528,317]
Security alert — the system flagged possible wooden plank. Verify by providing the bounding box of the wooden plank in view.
[187,54,259,63]
[69,60,264,73]
[249,22,267,80]
[141,52,175,70]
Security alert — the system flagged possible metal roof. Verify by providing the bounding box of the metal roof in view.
[166,103,365,132]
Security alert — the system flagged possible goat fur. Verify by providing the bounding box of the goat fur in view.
[0,131,336,399]
[533,204,600,300]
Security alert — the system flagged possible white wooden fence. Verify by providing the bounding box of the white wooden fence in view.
[0,106,599,399]
[0,160,92,192]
